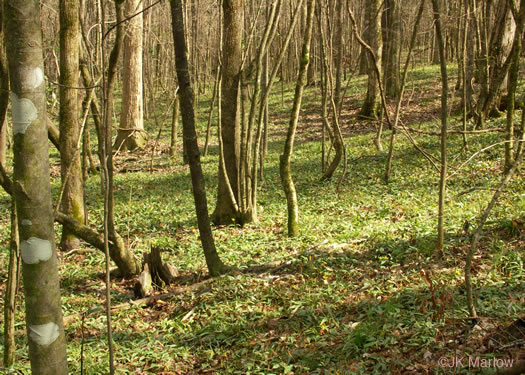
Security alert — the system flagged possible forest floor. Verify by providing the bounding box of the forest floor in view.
[0,64,524,374]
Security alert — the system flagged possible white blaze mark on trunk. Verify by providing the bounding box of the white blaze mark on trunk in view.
[21,67,44,89]
[21,237,52,264]
[11,93,38,135]
[22,219,32,226]
[29,323,59,346]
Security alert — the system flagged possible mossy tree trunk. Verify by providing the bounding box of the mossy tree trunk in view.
[59,0,85,251]
[170,0,228,276]
[5,0,69,372]
[280,0,315,237]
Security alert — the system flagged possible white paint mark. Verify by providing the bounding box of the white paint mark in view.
[22,219,32,226]
[21,237,52,264]
[11,93,38,135]
[29,323,59,346]
[21,67,44,89]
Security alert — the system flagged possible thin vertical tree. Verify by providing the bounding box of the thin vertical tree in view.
[4,0,69,372]
[280,0,315,237]
[431,0,449,255]
[59,0,85,251]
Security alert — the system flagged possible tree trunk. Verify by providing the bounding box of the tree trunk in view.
[333,0,344,113]
[280,0,315,237]
[431,0,449,256]
[5,0,69,372]
[3,199,19,367]
[59,0,85,251]
[359,0,382,119]
[504,0,525,172]
[115,0,147,152]
[170,88,180,158]
[0,7,8,168]
[382,0,401,98]
[170,0,228,276]
[213,0,243,225]
[101,2,141,277]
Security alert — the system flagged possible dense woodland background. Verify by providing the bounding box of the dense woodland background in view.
[0,0,524,373]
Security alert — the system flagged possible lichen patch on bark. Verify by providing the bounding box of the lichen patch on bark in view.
[29,323,59,346]
[21,237,52,264]
[11,92,37,134]
[21,67,44,89]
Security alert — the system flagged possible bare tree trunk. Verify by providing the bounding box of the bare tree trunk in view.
[115,0,147,152]
[3,200,20,367]
[5,0,69,372]
[280,0,315,237]
[170,88,180,158]
[213,0,243,225]
[382,0,401,98]
[0,8,8,168]
[100,2,141,277]
[333,0,344,113]
[359,0,382,119]
[59,0,85,251]
[203,69,220,156]
[431,0,449,256]
[170,0,228,276]
[504,0,524,172]
[319,2,344,181]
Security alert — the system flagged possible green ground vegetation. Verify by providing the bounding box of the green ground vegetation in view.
[0,64,524,374]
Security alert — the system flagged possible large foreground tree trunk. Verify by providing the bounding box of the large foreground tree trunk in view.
[4,0,69,373]
[59,0,85,251]
[170,0,228,276]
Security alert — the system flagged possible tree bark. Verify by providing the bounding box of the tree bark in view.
[359,0,382,119]
[3,200,19,367]
[280,0,315,237]
[431,0,449,255]
[100,1,141,277]
[115,0,147,151]
[5,0,69,372]
[59,0,85,251]
[213,0,243,225]
[170,0,228,276]
[0,6,8,168]
[382,0,401,98]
